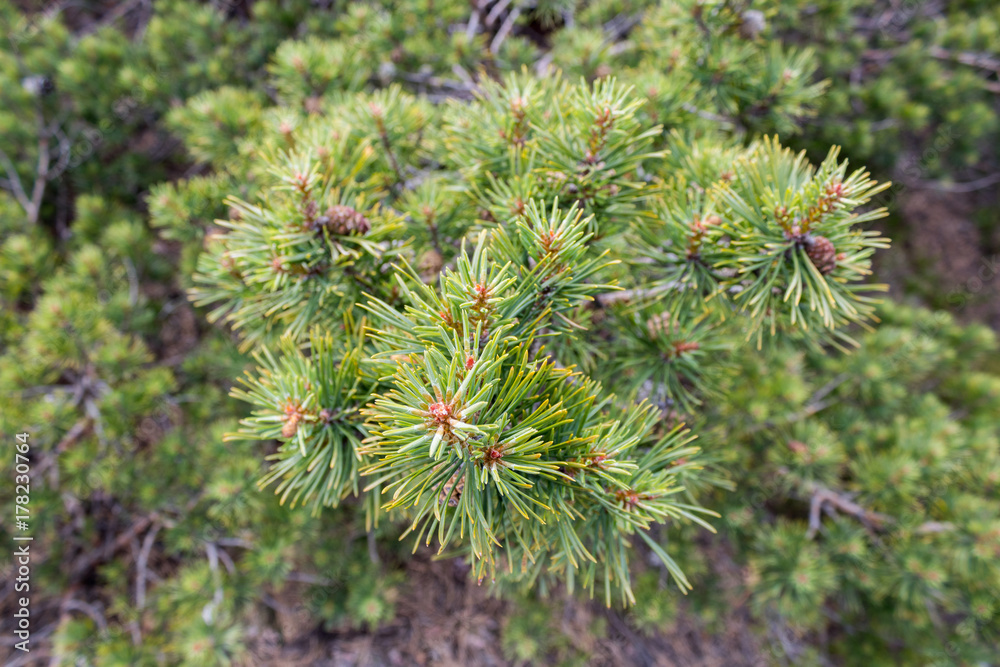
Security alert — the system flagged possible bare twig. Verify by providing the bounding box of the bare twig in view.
[485,0,512,26]
[746,374,848,435]
[135,521,162,610]
[490,6,521,54]
[682,102,735,125]
[286,571,334,585]
[215,544,237,575]
[0,147,30,211]
[928,46,1000,75]
[375,119,406,188]
[465,1,481,40]
[367,528,381,564]
[603,12,643,42]
[914,521,956,535]
[62,598,109,634]
[70,513,159,580]
[123,256,140,308]
[216,536,255,549]
[805,484,890,539]
[26,116,52,224]
[78,0,144,37]
[0,111,73,225]
[202,541,226,625]
[902,171,1000,193]
[593,283,678,306]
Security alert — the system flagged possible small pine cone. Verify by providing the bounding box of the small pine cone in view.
[323,205,370,236]
[439,471,464,507]
[805,234,837,275]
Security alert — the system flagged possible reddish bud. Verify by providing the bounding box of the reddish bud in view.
[428,402,451,421]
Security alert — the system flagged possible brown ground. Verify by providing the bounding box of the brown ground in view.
[882,190,1000,330]
[235,539,773,667]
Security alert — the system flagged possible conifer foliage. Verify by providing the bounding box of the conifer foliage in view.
[3,1,999,664]
[185,67,890,604]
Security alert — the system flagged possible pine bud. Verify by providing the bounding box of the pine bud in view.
[805,235,837,275]
[647,312,675,338]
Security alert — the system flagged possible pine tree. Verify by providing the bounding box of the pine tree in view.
[180,68,891,606]
[3,1,998,664]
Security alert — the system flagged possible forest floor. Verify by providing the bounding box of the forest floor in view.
[243,544,769,667]
[880,190,1000,331]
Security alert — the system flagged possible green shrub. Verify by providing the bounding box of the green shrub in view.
[2,1,998,664]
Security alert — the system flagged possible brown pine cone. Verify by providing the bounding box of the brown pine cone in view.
[439,471,464,507]
[805,234,837,275]
[322,205,370,236]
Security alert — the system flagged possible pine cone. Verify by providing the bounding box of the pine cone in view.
[439,471,464,507]
[805,234,837,275]
[321,205,370,236]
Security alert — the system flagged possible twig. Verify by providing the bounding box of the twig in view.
[485,0,512,26]
[78,0,144,37]
[534,51,555,77]
[259,592,295,614]
[56,418,92,452]
[928,46,1000,75]
[593,283,680,306]
[375,119,406,188]
[367,528,381,564]
[746,374,848,435]
[603,12,643,42]
[26,115,52,225]
[215,544,237,575]
[902,171,1000,193]
[914,521,955,535]
[202,541,226,625]
[681,103,735,125]
[70,513,159,580]
[465,2,481,40]
[123,256,140,308]
[216,536,255,549]
[0,114,72,225]
[286,571,334,585]
[62,598,109,634]
[9,649,51,667]
[806,373,849,406]
[0,147,30,212]
[135,521,162,610]
[490,6,521,54]
[805,483,889,539]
